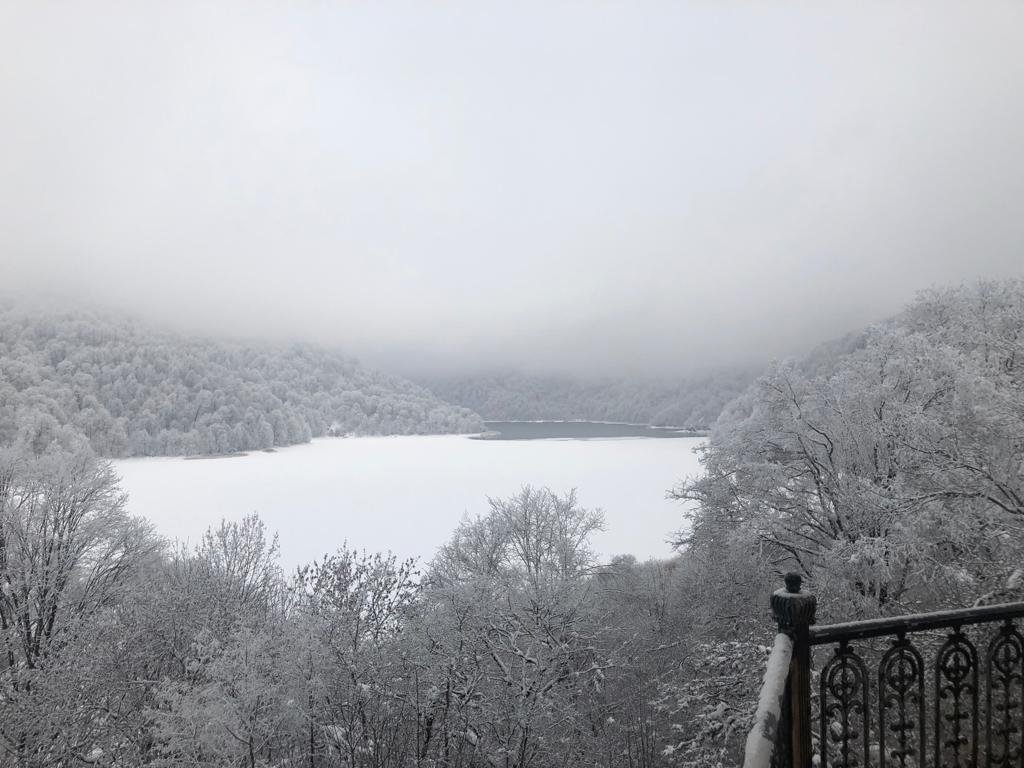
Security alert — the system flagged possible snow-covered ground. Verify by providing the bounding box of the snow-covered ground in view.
[114,434,705,569]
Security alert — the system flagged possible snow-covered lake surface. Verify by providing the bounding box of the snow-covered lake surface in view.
[114,432,705,569]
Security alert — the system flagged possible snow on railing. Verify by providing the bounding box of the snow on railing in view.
[744,572,1024,768]
[743,632,793,768]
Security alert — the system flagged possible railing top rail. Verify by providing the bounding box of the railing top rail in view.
[808,599,1024,645]
[742,632,793,768]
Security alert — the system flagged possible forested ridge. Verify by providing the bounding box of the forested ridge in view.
[1,280,1023,767]
[420,368,758,430]
[0,302,483,457]
[671,279,1024,761]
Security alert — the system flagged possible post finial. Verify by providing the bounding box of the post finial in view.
[772,572,816,768]
[771,572,816,632]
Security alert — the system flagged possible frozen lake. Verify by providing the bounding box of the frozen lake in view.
[114,430,705,569]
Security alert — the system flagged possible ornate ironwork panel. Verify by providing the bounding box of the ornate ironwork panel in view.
[879,632,925,768]
[935,626,980,768]
[986,620,1024,768]
[745,576,1024,768]
[820,640,870,768]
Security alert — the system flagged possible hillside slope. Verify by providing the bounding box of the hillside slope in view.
[0,303,483,456]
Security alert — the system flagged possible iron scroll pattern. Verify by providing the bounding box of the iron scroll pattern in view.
[810,616,1024,768]
[878,633,926,768]
[986,621,1024,768]
[820,640,870,768]
[935,627,979,768]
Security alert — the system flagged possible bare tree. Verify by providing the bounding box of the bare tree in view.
[0,441,155,764]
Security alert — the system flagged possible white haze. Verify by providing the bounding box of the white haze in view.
[114,435,704,568]
[2,1,1023,376]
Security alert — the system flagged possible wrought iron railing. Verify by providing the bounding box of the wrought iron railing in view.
[744,574,1024,768]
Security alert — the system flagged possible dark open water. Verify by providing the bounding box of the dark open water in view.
[478,420,704,440]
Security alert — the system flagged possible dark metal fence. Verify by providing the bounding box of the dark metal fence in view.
[745,574,1024,768]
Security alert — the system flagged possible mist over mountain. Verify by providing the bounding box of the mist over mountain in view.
[4,2,1024,378]
[0,301,483,457]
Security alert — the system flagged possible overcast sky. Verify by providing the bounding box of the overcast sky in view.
[2,1,1022,378]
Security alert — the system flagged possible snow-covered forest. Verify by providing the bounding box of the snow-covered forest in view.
[0,299,758,460]
[2,280,1023,767]
[0,303,483,457]
[679,279,1024,611]
[421,369,756,430]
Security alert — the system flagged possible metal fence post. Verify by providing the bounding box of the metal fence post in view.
[771,573,817,768]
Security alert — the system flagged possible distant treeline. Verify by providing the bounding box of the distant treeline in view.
[421,368,758,429]
[0,303,483,457]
